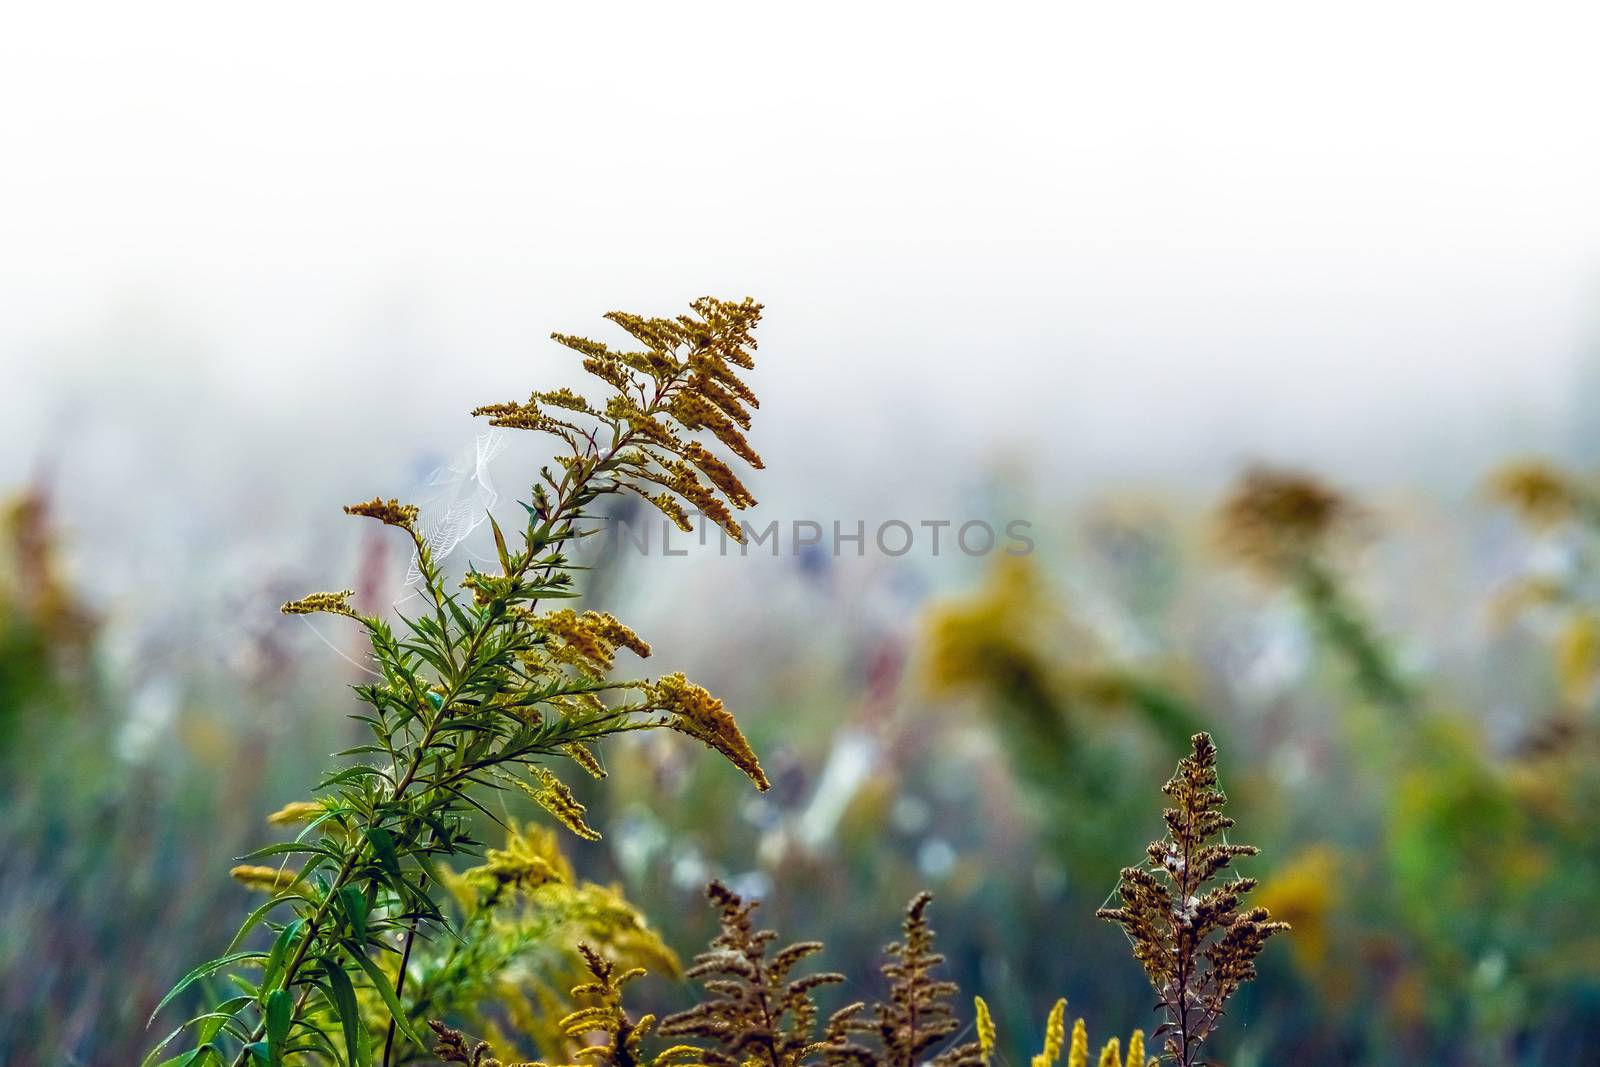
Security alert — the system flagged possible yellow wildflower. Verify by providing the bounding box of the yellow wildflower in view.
[1256,845,1340,973]
[1033,998,1067,1067]
[567,742,607,780]
[1557,612,1600,707]
[265,800,324,826]
[229,864,300,893]
[974,996,996,1062]
[1125,1030,1145,1067]
[653,672,769,791]
[522,766,602,841]
[467,821,574,891]
[280,590,357,618]
[1488,459,1583,527]
[342,496,419,528]
[540,610,652,674]
[1066,1017,1088,1067]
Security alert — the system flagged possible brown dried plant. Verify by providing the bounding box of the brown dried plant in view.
[655,880,849,1067]
[1096,733,1286,1067]
[439,884,989,1067]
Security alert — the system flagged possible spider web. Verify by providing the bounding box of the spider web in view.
[404,428,510,586]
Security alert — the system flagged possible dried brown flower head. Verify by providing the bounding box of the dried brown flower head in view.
[1488,459,1587,528]
[871,892,982,1067]
[657,881,847,1067]
[1216,466,1355,575]
[1097,733,1286,1067]
[430,1020,534,1067]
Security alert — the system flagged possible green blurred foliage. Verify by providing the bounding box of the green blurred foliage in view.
[6,458,1600,1066]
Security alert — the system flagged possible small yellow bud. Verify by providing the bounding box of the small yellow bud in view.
[280,590,357,618]
[229,864,300,893]
[343,497,419,528]
[266,800,323,826]
[974,996,996,1062]
[1066,1018,1088,1067]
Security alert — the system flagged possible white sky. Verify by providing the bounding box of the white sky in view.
[3,2,1600,507]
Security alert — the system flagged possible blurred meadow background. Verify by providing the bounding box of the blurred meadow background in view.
[5,4,1600,1065]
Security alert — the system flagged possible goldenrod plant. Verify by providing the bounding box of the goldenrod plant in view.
[1097,733,1286,1067]
[1216,466,1411,709]
[145,298,772,1067]
[971,995,1154,1067]
[399,822,678,1065]
[0,483,96,756]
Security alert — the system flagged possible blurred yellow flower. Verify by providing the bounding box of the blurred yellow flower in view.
[1256,844,1340,973]
[1488,459,1585,528]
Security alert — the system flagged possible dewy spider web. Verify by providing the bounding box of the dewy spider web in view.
[404,428,510,586]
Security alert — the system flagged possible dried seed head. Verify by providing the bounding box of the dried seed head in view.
[1217,466,1355,575]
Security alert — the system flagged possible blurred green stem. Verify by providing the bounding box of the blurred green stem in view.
[1292,555,1412,711]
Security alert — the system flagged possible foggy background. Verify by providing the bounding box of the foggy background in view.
[4,1,1600,680]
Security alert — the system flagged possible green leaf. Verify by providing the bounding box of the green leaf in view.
[148,950,266,1024]
[260,919,304,992]
[195,995,254,1044]
[339,885,369,945]
[140,1025,188,1067]
[351,949,427,1050]
[490,513,513,571]
[365,826,404,885]
[324,958,372,1067]
[150,1047,213,1067]
[320,766,390,788]
[265,988,292,1064]
[239,841,334,862]
[223,893,303,954]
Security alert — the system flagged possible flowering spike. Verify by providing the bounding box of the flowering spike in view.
[974,996,996,1062]
[1065,1017,1087,1067]
[654,672,769,791]
[280,590,357,618]
[229,864,300,893]
[343,496,419,528]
